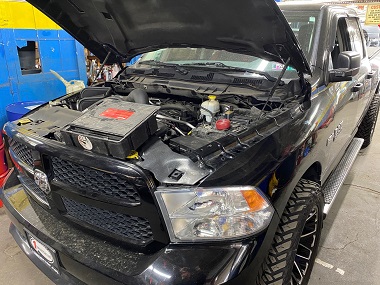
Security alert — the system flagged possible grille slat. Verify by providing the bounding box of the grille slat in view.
[9,139,34,166]
[52,157,141,204]
[62,197,153,243]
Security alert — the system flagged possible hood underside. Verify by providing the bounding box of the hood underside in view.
[27,0,311,74]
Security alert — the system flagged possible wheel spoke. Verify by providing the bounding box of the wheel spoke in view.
[310,234,317,247]
[292,272,300,284]
[305,210,317,222]
[292,205,320,284]
[293,261,304,283]
[300,228,317,239]
[291,274,298,285]
[299,242,312,254]
[296,253,310,261]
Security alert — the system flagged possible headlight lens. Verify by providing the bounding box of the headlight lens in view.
[155,186,274,242]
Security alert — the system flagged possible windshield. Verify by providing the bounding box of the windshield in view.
[139,11,319,78]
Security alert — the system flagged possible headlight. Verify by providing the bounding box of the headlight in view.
[155,186,274,242]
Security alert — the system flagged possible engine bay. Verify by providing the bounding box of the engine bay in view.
[14,77,304,185]
[16,77,300,164]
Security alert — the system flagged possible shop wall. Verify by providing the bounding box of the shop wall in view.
[0,0,86,126]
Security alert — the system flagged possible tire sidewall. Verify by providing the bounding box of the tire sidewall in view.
[369,96,380,142]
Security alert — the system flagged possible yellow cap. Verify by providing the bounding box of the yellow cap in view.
[208,95,216,100]
[127,150,139,159]
[18,118,32,125]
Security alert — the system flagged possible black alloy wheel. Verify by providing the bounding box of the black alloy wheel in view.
[291,205,319,284]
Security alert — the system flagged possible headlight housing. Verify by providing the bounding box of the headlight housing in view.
[155,186,274,242]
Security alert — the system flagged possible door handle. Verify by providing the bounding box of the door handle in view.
[351,83,363,92]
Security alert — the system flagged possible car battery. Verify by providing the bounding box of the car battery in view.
[61,98,159,159]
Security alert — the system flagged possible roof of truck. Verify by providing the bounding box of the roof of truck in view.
[279,2,340,11]
[279,1,357,16]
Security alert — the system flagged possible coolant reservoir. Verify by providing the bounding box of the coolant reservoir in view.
[201,95,220,122]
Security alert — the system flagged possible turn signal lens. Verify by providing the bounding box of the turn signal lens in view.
[155,186,274,242]
[241,190,266,211]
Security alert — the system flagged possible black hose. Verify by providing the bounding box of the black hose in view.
[159,104,190,112]
[125,88,149,104]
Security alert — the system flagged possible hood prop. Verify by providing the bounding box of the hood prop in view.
[260,57,291,118]
[92,51,111,85]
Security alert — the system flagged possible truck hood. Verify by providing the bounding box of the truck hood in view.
[27,0,311,74]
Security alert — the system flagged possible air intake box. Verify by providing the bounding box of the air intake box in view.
[61,98,159,159]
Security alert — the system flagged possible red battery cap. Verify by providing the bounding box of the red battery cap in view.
[216,119,231,130]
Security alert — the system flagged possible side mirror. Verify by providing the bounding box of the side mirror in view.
[329,51,361,82]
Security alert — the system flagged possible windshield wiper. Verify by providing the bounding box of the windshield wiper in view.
[138,60,188,75]
[181,62,277,82]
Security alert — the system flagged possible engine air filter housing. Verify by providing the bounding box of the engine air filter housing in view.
[61,98,159,158]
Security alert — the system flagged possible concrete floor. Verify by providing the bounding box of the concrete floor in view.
[309,123,380,284]
[1,126,380,285]
[0,209,52,284]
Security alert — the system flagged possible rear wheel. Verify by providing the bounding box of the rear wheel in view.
[356,93,380,148]
[256,179,324,285]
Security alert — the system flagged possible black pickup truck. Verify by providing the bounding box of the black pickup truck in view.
[1,1,380,285]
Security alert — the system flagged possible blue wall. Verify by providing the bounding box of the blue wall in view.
[0,28,86,126]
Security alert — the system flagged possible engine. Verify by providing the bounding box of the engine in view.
[61,87,270,156]
[20,83,289,164]
[10,83,297,184]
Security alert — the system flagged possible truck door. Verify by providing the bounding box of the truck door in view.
[321,17,361,179]
[345,17,372,124]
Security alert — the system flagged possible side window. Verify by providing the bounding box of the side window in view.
[346,18,366,58]
[331,18,351,69]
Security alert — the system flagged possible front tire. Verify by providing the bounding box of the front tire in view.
[356,93,380,149]
[256,179,324,285]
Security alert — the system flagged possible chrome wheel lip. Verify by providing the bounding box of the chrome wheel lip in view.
[291,205,319,285]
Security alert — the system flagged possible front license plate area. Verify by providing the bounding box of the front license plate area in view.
[25,229,60,274]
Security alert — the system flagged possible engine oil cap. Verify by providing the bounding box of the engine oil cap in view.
[216,119,231,130]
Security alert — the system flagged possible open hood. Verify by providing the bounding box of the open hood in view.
[27,0,311,74]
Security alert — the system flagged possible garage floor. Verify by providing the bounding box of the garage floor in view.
[1,124,380,285]
[309,125,380,284]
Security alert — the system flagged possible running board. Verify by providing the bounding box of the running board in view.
[322,138,364,215]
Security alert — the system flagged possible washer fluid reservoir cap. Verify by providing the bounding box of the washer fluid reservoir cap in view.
[208,95,217,100]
